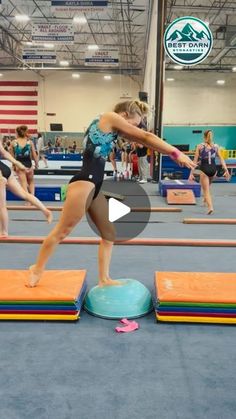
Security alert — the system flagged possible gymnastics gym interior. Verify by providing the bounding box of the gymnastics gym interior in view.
[0,1,236,419]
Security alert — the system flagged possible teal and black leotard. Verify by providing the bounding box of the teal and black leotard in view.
[69,117,118,199]
[13,140,32,168]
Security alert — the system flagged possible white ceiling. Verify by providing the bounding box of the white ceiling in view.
[0,1,235,76]
[0,0,150,75]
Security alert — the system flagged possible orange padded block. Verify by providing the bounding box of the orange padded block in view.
[167,189,196,205]
[156,315,236,324]
[0,270,86,301]
[155,272,236,304]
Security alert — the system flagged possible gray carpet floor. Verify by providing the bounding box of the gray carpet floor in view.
[0,182,236,419]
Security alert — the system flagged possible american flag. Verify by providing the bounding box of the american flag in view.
[0,81,38,135]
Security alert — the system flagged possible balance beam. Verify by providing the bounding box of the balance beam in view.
[7,205,182,213]
[131,207,182,213]
[7,205,63,211]
[183,218,236,225]
[0,236,235,247]
[102,190,124,201]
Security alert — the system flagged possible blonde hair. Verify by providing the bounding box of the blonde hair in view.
[113,100,149,117]
[16,125,28,138]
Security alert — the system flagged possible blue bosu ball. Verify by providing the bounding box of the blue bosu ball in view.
[84,279,153,319]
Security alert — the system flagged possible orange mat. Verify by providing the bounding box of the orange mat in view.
[156,315,236,324]
[0,270,86,301]
[0,313,80,321]
[183,218,236,225]
[155,272,236,304]
[167,189,196,205]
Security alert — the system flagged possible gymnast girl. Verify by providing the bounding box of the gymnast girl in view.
[10,125,38,196]
[189,130,230,214]
[28,100,195,287]
[0,139,52,237]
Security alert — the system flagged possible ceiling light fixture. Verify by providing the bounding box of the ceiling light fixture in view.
[166,78,175,81]
[216,80,225,85]
[60,60,69,66]
[72,73,80,78]
[88,44,99,51]
[173,65,183,70]
[104,75,112,80]
[73,16,87,24]
[15,15,30,22]
[43,43,55,49]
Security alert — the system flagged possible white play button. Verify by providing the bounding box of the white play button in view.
[108,198,131,223]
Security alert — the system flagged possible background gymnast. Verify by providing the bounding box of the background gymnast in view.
[0,139,52,237]
[189,130,230,214]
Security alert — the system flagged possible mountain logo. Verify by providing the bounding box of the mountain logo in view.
[164,16,213,66]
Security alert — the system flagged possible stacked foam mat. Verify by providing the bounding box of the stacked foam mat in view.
[155,272,236,324]
[0,270,87,321]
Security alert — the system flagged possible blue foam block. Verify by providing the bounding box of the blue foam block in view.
[159,180,201,197]
[46,153,82,161]
[7,186,62,201]
[84,279,153,319]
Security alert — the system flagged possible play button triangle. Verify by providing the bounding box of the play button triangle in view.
[108,198,131,223]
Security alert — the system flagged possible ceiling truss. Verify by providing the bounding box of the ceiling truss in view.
[0,1,235,74]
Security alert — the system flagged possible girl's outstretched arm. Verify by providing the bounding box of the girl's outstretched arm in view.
[105,112,196,170]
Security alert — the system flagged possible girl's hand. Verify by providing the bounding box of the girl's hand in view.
[175,153,196,170]
[223,169,231,181]
[188,173,195,181]
[17,163,26,172]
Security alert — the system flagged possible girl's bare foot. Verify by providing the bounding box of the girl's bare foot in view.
[0,232,8,238]
[44,209,53,224]
[98,278,123,287]
[207,208,214,215]
[27,265,43,287]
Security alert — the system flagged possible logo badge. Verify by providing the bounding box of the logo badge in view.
[164,16,213,66]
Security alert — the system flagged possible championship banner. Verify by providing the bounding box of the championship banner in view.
[51,0,108,14]
[85,49,119,66]
[32,23,74,44]
[22,48,57,64]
